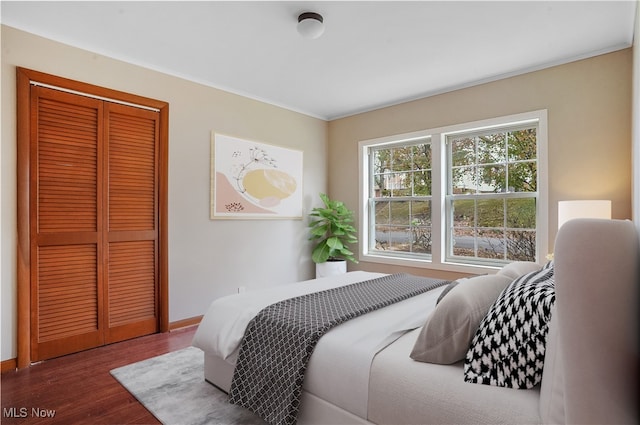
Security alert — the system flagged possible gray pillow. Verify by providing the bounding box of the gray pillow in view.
[496,261,541,280]
[410,274,514,364]
[436,279,465,305]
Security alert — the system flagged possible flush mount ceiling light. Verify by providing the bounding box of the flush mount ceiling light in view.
[297,12,324,39]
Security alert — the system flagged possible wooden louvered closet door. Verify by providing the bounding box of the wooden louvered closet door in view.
[29,86,161,361]
[32,88,104,360]
[104,103,159,344]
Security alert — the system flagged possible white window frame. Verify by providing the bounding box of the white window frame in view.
[358,110,548,274]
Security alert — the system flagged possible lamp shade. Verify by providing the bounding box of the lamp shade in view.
[297,12,324,39]
[558,200,611,229]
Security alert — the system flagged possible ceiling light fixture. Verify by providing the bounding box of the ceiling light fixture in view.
[297,12,324,39]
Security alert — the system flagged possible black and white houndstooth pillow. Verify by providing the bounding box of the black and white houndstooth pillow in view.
[464,262,555,389]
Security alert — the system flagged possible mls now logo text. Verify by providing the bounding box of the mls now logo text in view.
[3,407,56,418]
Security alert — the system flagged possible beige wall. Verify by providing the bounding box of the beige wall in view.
[329,49,632,280]
[1,25,328,361]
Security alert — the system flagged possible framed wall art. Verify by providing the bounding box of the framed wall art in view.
[210,133,303,219]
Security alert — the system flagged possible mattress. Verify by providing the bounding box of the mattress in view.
[368,328,541,425]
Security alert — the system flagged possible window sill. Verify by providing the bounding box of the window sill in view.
[359,252,502,275]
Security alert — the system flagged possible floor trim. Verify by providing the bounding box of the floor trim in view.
[169,315,202,331]
[1,358,17,373]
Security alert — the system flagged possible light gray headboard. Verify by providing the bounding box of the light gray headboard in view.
[543,219,639,424]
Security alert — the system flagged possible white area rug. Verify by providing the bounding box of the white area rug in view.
[110,347,265,425]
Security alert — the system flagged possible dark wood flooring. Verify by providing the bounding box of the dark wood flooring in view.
[1,326,197,424]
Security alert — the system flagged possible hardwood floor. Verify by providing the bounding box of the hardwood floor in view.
[1,326,197,424]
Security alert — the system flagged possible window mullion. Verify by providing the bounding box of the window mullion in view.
[503,198,508,260]
[431,133,443,265]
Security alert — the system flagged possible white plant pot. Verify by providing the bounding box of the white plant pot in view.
[315,260,347,278]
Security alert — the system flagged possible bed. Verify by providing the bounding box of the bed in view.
[192,271,448,424]
[192,218,639,425]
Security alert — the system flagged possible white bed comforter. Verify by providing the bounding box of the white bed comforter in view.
[192,271,446,419]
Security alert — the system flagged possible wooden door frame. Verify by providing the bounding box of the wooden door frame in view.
[16,67,169,368]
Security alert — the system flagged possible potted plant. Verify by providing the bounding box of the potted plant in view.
[308,193,358,278]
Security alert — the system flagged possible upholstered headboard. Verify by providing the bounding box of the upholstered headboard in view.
[540,219,639,424]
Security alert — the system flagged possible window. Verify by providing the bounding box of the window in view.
[447,125,538,265]
[359,110,547,273]
[370,138,433,258]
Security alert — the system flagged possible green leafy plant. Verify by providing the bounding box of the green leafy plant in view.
[309,193,358,264]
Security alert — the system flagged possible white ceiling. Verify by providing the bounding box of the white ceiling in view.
[1,1,636,120]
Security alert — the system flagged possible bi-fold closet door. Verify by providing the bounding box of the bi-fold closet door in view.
[25,76,165,362]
